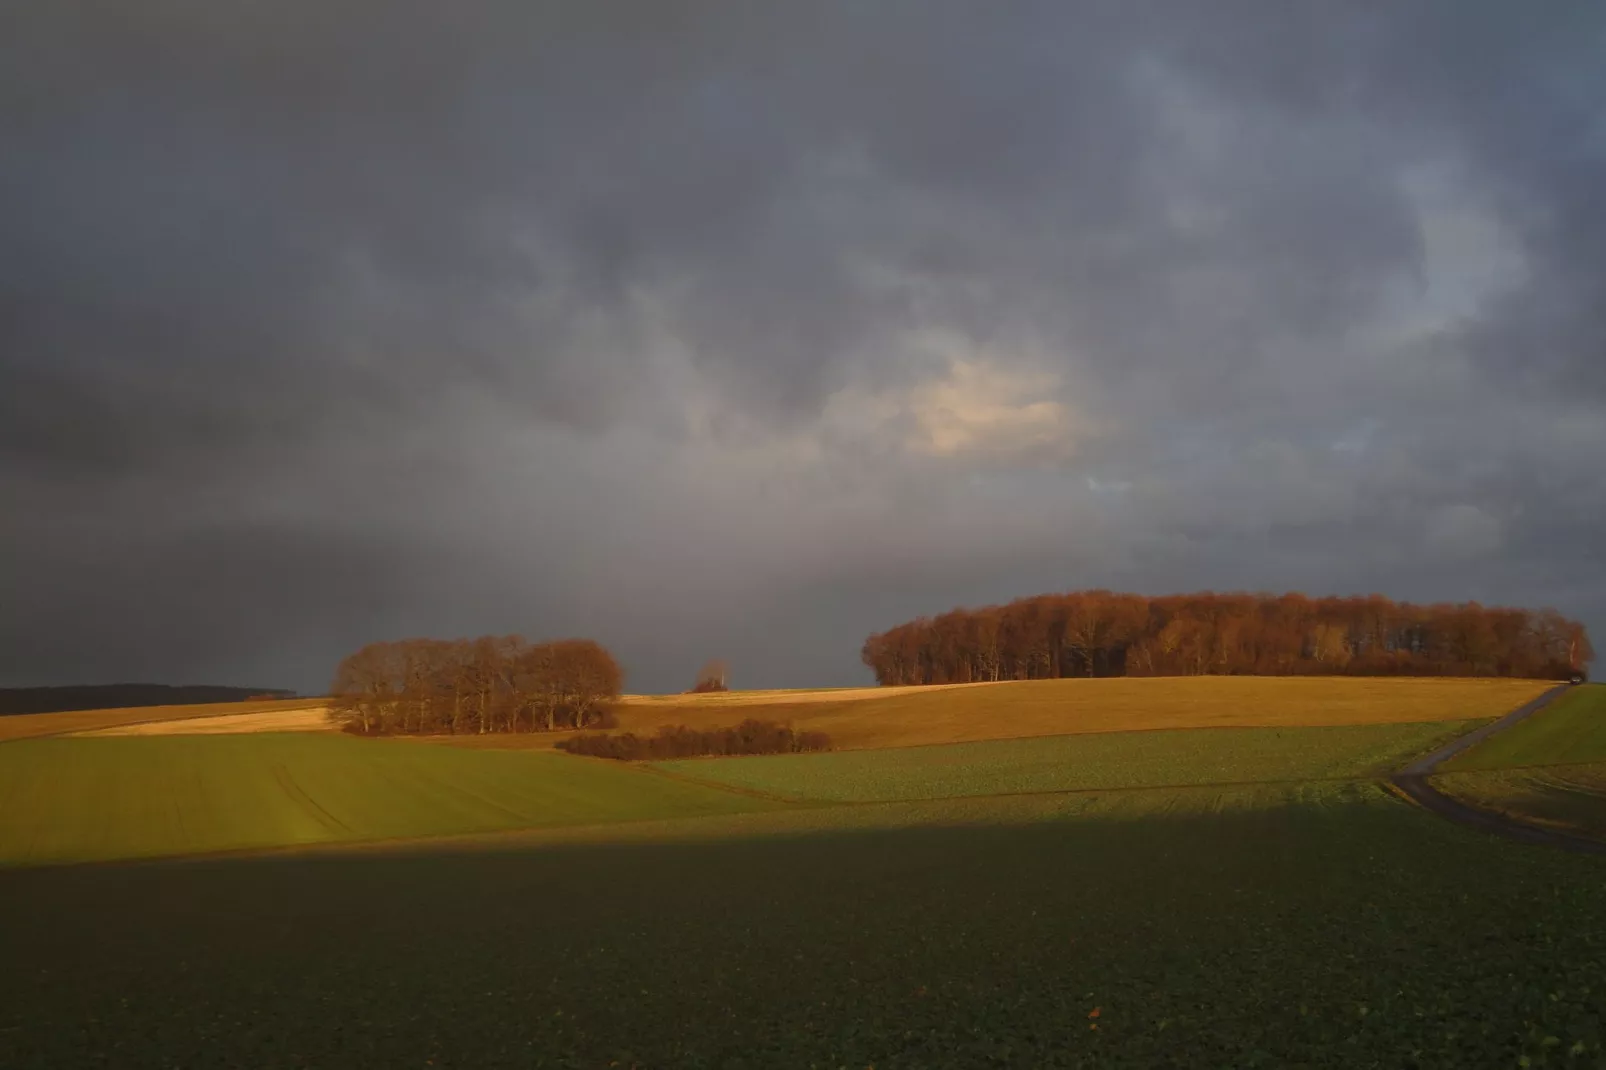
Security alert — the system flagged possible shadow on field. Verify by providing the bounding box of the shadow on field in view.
[3,788,1606,1068]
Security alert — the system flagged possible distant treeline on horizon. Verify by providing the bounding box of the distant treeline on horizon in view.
[862,591,1593,685]
[0,684,298,717]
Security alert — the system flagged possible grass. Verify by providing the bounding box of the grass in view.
[1433,763,1606,843]
[613,676,1552,750]
[654,719,1487,803]
[0,734,780,866]
[1441,684,1606,770]
[1425,685,1606,842]
[0,696,326,742]
[2,781,1605,1068]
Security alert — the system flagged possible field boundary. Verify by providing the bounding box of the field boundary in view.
[1389,685,1606,854]
[1395,685,1569,775]
[0,699,330,744]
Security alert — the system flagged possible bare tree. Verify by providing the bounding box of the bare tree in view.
[328,634,625,735]
[689,659,729,693]
[862,592,1592,684]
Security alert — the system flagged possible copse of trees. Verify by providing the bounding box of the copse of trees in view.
[688,659,730,693]
[862,591,1594,685]
[559,719,830,760]
[330,636,623,735]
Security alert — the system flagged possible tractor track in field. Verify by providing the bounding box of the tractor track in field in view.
[1389,685,1606,855]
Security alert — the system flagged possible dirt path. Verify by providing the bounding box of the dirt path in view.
[1390,685,1606,854]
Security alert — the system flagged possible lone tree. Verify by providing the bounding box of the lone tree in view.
[689,659,729,693]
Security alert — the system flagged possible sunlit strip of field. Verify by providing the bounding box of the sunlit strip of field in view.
[614,676,1552,750]
[0,734,780,867]
[1439,684,1606,770]
[0,697,328,743]
[1431,762,1606,843]
[76,705,335,735]
[617,682,995,706]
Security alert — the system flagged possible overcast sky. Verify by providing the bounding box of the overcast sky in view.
[3,1,1604,694]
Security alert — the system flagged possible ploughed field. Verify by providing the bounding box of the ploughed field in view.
[1432,684,1606,843]
[2,677,1604,1067]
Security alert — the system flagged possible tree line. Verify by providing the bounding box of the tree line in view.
[330,636,623,735]
[560,720,830,760]
[862,591,1594,685]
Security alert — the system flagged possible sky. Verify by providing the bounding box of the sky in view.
[3,1,1604,695]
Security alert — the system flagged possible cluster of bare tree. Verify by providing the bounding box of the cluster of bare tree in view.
[688,659,730,693]
[559,719,830,760]
[863,591,1594,685]
[330,637,623,735]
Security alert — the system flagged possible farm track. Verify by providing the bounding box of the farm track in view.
[1389,685,1606,854]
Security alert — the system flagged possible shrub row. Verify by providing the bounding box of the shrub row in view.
[558,719,830,760]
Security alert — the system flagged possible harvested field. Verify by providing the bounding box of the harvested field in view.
[77,705,335,735]
[0,697,326,743]
[619,682,992,707]
[614,676,1551,750]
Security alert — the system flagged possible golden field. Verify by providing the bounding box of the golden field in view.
[0,698,328,743]
[610,676,1553,750]
[4,678,1553,751]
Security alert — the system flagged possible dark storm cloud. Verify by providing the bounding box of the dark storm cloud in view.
[3,1,1604,691]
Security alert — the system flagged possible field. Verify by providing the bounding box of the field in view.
[0,734,779,867]
[1,677,1602,1066]
[4,781,1606,1068]
[1429,685,1606,843]
[656,719,1483,803]
[613,676,1551,749]
[1441,684,1606,770]
[76,704,335,735]
[0,696,325,742]
[1433,763,1606,843]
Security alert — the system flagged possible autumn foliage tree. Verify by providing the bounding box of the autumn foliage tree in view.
[862,591,1593,685]
[330,636,623,735]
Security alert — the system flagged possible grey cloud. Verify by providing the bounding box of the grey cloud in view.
[3,1,1604,691]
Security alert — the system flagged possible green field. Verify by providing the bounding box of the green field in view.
[1434,762,1606,843]
[1424,685,1606,842]
[2,687,1604,1066]
[655,720,1484,803]
[1442,684,1606,770]
[0,734,780,866]
[3,781,1605,1068]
